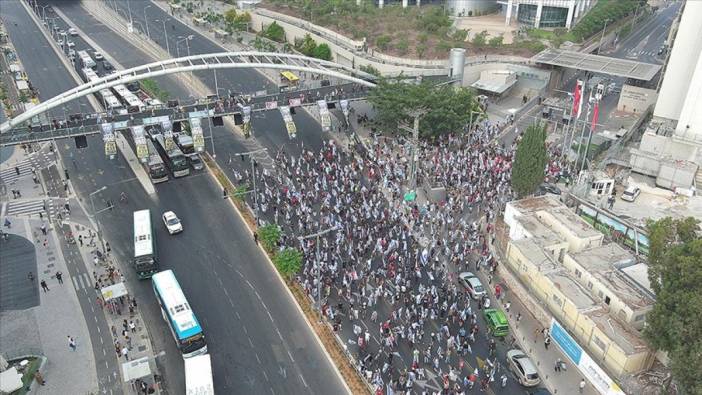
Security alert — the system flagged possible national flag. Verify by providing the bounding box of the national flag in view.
[572,80,584,119]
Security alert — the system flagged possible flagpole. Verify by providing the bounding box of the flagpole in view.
[580,84,603,175]
[573,92,592,176]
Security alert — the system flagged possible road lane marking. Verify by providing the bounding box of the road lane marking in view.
[299,374,308,387]
[255,353,261,364]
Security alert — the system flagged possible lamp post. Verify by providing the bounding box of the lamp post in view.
[40,5,50,22]
[398,109,428,199]
[236,148,268,224]
[298,225,341,313]
[89,186,108,253]
[156,19,171,56]
[597,19,610,55]
[143,5,151,39]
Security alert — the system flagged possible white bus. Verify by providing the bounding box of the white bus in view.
[146,139,169,184]
[77,50,96,69]
[151,270,208,358]
[185,354,214,395]
[133,210,159,279]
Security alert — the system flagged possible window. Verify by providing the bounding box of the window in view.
[635,314,646,322]
[593,336,606,350]
[552,294,563,307]
[618,309,627,320]
[587,281,593,289]
[574,268,582,278]
[604,296,611,305]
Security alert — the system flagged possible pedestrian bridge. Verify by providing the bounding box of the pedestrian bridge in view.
[0,51,378,133]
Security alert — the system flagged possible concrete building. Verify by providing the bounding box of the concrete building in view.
[629,1,702,193]
[502,196,656,378]
[446,0,499,16]
[502,0,594,29]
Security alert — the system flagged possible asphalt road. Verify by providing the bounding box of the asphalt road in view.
[8,1,348,394]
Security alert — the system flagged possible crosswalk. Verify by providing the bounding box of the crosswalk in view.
[0,159,35,185]
[71,272,93,291]
[2,198,67,219]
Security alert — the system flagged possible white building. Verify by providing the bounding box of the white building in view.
[629,1,702,193]
[502,0,594,29]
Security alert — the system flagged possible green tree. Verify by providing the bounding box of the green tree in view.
[224,8,237,25]
[359,64,380,77]
[644,217,702,394]
[273,248,303,279]
[511,123,548,197]
[472,30,488,47]
[295,33,318,56]
[261,21,285,42]
[376,35,391,51]
[488,34,504,47]
[258,224,281,253]
[312,43,332,60]
[367,79,481,138]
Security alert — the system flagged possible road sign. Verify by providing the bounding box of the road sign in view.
[265,101,278,110]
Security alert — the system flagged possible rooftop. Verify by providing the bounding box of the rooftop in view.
[508,195,564,214]
[584,309,649,355]
[619,263,654,299]
[511,238,559,273]
[569,243,636,273]
[592,269,655,310]
[541,209,603,241]
[531,49,662,81]
[545,269,599,311]
[518,215,564,247]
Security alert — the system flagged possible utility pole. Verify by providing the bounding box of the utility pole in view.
[236,148,268,225]
[398,109,428,200]
[597,19,610,55]
[298,226,341,313]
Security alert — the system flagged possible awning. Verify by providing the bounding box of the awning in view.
[101,282,128,301]
[122,356,151,382]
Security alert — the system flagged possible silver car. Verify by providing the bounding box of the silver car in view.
[458,272,486,300]
[507,349,541,387]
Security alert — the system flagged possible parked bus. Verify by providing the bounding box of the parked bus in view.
[152,133,190,178]
[146,139,169,184]
[185,354,214,395]
[133,209,159,279]
[151,270,208,358]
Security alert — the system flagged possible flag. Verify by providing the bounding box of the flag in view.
[591,100,600,133]
[572,80,583,119]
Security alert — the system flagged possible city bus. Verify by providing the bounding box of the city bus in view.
[151,270,208,358]
[152,133,190,178]
[185,354,214,395]
[145,139,169,184]
[133,209,159,279]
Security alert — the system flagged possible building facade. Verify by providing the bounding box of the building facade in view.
[503,0,594,29]
[501,196,656,378]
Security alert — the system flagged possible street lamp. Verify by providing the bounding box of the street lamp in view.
[236,148,268,223]
[298,225,341,313]
[143,5,151,39]
[155,19,171,56]
[89,186,108,253]
[597,19,610,55]
[176,35,193,58]
[40,5,50,22]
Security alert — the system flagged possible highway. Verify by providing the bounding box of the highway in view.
[7,1,348,394]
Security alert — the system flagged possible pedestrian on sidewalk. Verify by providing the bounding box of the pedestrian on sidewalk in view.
[4,218,11,228]
[40,224,47,235]
[63,180,69,192]
[253,231,259,245]
[56,271,63,284]
[67,336,77,351]
[579,379,587,393]
[33,371,46,386]
[121,346,129,361]
[40,280,49,292]
[555,358,562,372]
[78,235,83,246]
[544,336,551,350]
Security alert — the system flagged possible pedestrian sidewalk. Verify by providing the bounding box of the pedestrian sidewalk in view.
[70,222,163,394]
[485,242,599,395]
[0,216,99,395]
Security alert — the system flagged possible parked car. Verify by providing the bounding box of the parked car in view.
[94,52,104,61]
[162,211,183,234]
[536,183,561,196]
[68,28,78,36]
[507,349,541,387]
[458,272,486,300]
[620,186,641,202]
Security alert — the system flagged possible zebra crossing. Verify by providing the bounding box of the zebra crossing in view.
[2,198,68,219]
[71,272,93,291]
[0,159,35,185]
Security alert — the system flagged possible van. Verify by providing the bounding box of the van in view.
[483,309,509,337]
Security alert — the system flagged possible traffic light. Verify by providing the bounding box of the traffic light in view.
[75,135,88,149]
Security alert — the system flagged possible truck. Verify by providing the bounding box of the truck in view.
[184,354,214,395]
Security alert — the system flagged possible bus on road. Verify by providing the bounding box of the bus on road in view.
[185,354,214,395]
[133,210,159,279]
[146,139,169,184]
[152,270,208,358]
[152,133,190,178]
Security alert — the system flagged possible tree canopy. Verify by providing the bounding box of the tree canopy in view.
[366,79,481,138]
[644,217,702,394]
[511,123,547,197]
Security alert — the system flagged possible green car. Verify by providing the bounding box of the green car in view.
[483,308,510,337]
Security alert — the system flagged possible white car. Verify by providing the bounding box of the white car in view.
[162,211,183,234]
[94,52,104,60]
[507,349,541,387]
[620,186,641,202]
[67,40,75,48]
[458,272,486,300]
[68,28,78,36]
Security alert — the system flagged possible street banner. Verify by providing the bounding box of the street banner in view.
[142,115,170,126]
[242,106,252,138]
[591,101,600,133]
[317,100,331,131]
[289,98,302,107]
[265,101,278,110]
[572,80,584,119]
[101,123,117,158]
[279,106,296,139]
[189,117,205,152]
[550,319,625,395]
[161,120,175,151]
[131,125,149,163]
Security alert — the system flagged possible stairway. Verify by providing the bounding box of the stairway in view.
[696,167,702,196]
